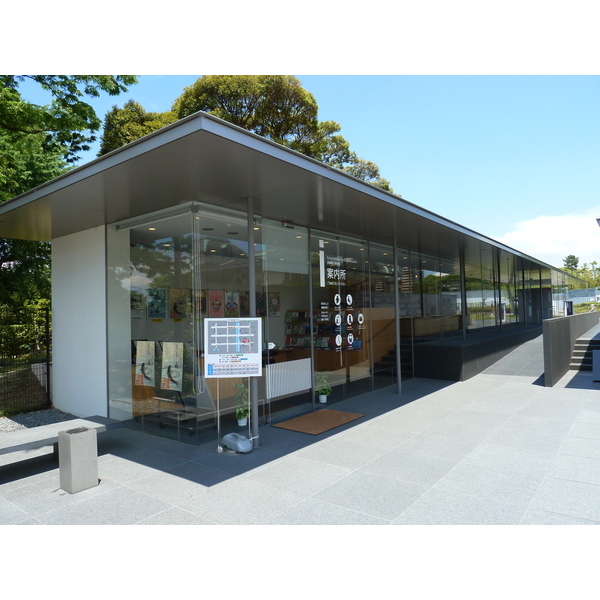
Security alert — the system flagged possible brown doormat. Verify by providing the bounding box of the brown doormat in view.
[273,409,364,435]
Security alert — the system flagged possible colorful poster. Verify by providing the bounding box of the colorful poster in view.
[209,290,224,317]
[239,291,250,317]
[225,290,240,317]
[147,288,167,319]
[135,341,155,387]
[169,288,189,319]
[160,342,184,391]
[131,289,143,319]
[268,291,281,316]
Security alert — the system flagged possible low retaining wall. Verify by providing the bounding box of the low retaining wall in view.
[413,326,543,382]
[542,312,600,387]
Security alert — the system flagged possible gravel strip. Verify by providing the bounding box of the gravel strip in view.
[0,409,78,434]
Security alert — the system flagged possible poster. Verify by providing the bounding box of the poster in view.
[225,290,240,317]
[147,288,167,319]
[160,342,184,391]
[131,289,143,319]
[239,291,250,317]
[209,290,224,317]
[268,291,281,316]
[135,341,155,387]
[169,288,189,319]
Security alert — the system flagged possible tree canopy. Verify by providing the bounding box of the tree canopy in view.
[0,76,138,162]
[98,100,177,156]
[0,75,138,308]
[99,75,395,192]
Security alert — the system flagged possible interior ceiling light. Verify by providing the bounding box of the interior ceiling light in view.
[148,227,156,231]
[227,231,239,235]
[202,227,214,231]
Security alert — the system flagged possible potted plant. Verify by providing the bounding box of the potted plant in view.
[314,371,332,403]
[232,382,250,426]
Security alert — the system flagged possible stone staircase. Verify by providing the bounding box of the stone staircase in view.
[570,337,600,371]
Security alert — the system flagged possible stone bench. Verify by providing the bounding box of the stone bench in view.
[0,416,120,459]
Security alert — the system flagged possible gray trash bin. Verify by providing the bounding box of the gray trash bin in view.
[58,427,99,494]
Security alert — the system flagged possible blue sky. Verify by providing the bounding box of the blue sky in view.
[19,74,597,270]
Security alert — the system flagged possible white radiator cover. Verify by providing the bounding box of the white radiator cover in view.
[266,358,312,399]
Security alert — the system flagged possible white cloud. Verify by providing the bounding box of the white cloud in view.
[493,208,600,269]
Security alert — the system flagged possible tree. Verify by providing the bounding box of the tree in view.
[0,76,138,162]
[0,76,138,309]
[563,254,579,272]
[98,100,178,156]
[172,75,394,192]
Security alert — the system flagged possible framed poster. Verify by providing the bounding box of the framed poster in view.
[134,341,155,386]
[131,289,143,319]
[169,288,189,319]
[268,291,281,316]
[160,342,184,391]
[225,290,240,318]
[209,290,224,317]
[147,288,166,319]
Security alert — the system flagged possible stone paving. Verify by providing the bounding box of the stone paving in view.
[1,332,599,525]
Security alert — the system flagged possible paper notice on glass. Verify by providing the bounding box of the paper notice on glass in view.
[161,342,184,391]
[135,341,155,387]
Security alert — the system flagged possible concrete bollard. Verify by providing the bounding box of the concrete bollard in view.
[58,427,99,494]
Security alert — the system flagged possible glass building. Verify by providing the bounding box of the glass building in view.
[0,111,580,446]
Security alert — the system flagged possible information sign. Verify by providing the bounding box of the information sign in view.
[204,318,263,378]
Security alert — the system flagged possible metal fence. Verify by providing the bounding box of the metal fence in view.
[0,306,51,415]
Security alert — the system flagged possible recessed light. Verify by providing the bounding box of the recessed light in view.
[148,227,156,231]
[202,227,214,231]
[227,231,239,235]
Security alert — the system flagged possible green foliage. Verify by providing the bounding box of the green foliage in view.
[314,371,332,395]
[561,255,600,288]
[232,382,250,419]
[99,100,177,156]
[172,75,396,193]
[563,254,579,272]
[0,75,138,162]
[0,76,137,310]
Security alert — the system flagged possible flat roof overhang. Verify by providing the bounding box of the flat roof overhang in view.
[0,111,564,274]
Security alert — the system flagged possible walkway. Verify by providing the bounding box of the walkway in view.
[1,333,599,525]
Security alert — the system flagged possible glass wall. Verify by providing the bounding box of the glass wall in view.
[260,218,312,420]
[369,243,397,388]
[310,232,371,402]
[105,200,580,444]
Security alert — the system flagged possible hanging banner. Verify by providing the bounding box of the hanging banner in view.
[204,318,262,378]
[160,342,184,391]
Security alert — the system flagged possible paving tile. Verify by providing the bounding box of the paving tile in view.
[39,485,172,525]
[0,496,33,525]
[568,422,600,441]
[1,474,118,518]
[247,455,351,495]
[549,454,600,486]
[392,488,527,525]
[395,432,482,462]
[434,461,544,506]
[135,506,215,525]
[423,411,508,442]
[297,438,387,470]
[484,426,566,454]
[193,447,285,476]
[268,498,389,525]
[124,469,216,505]
[520,509,600,525]
[464,442,556,477]
[312,471,427,521]
[332,423,415,452]
[180,478,306,525]
[559,436,600,460]
[359,448,457,487]
[529,477,600,522]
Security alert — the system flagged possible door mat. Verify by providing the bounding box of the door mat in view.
[273,409,364,435]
